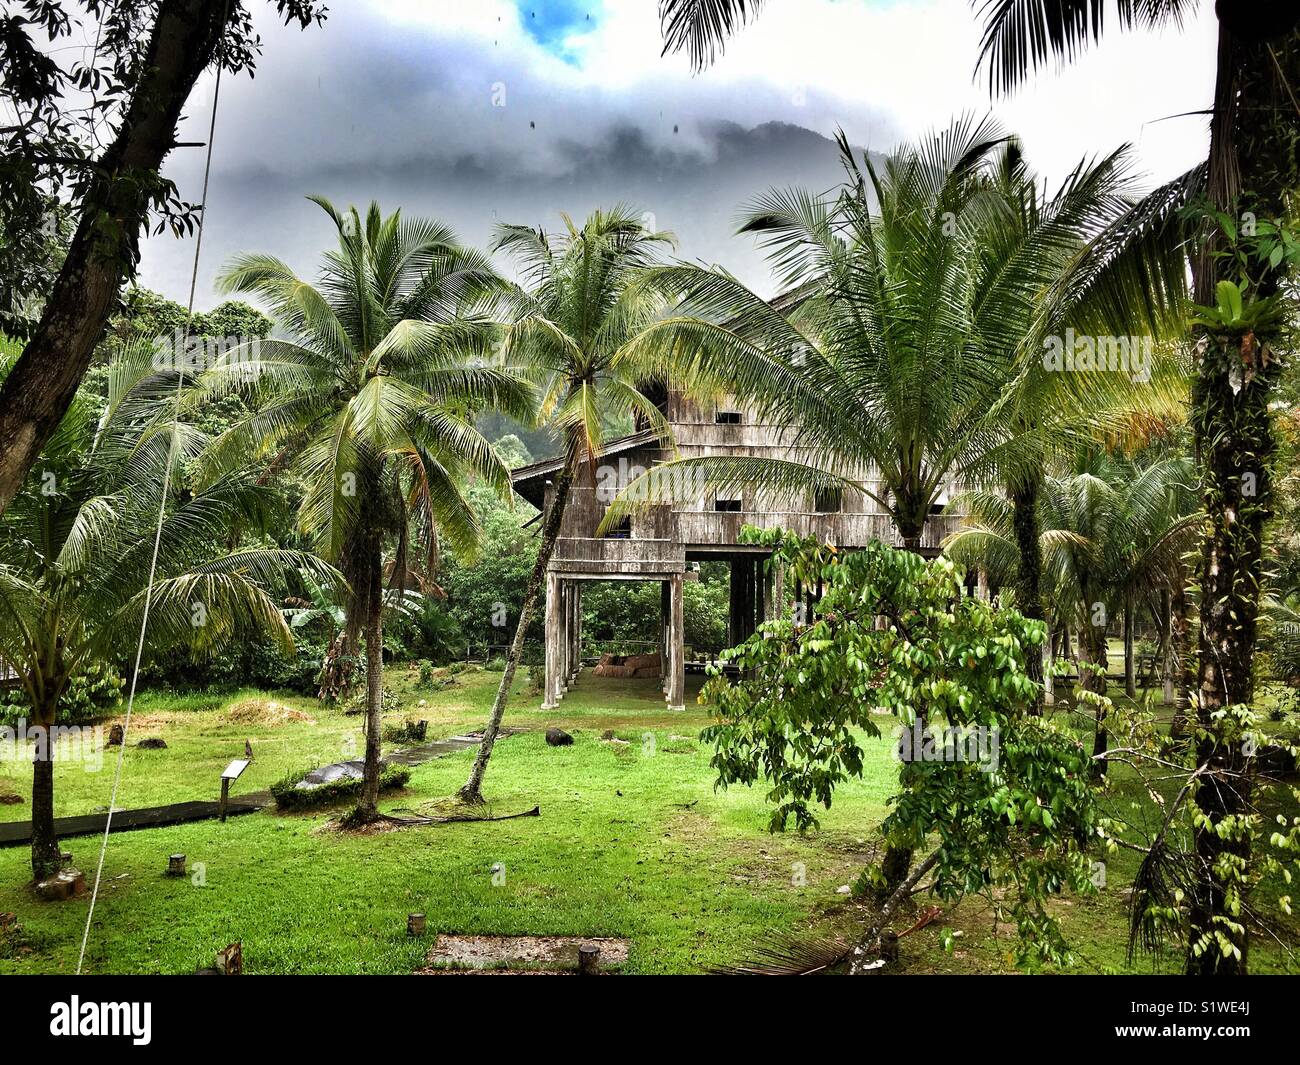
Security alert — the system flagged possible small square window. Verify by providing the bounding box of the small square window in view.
[604,516,632,538]
[714,498,742,513]
[814,488,843,514]
[715,410,741,425]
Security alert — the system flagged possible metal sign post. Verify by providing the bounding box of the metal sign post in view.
[219,759,250,823]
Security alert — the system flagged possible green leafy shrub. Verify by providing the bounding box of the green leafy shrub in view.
[705,530,1100,969]
[271,764,410,811]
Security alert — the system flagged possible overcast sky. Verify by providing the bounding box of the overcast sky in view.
[138,0,1220,309]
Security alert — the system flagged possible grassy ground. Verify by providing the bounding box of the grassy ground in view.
[0,665,1296,974]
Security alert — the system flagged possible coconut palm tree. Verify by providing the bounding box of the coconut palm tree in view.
[0,341,333,879]
[611,122,1177,578]
[972,0,1300,978]
[949,452,1197,766]
[202,198,534,824]
[458,207,678,804]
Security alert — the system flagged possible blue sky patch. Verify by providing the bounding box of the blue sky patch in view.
[515,1,598,57]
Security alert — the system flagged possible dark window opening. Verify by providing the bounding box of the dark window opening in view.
[604,516,632,539]
[635,378,669,431]
[814,487,843,514]
[714,410,741,424]
[929,502,946,516]
[714,498,742,513]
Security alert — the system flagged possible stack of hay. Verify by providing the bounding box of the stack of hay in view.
[593,652,661,679]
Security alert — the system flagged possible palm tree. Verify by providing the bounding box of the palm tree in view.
[458,207,678,804]
[0,342,332,879]
[661,0,1300,972]
[611,123,1176,581]
[203,198,533,824]
[972,0,1300,979]
[948,452,1197,770]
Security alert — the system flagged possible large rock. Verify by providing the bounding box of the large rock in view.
[295,759,367,789]
[545,728,574,747]
[137,737,167,749]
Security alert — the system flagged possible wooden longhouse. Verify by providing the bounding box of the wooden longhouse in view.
[510,384,964,711]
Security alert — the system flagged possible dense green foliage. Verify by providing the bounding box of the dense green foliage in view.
[704,529,1102,966]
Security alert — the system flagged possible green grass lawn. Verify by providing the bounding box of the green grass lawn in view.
[1,665,1296,974]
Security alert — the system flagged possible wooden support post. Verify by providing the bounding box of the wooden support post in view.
[543,571,561,709]
[729,558,744,645]
[667,572,685,711]
[407,913,426,937]
[578,943,600,975]
[219,777,230,823]
[977,568,989,601]
[572,582,583,683]
[167,854,185,877]
[660,579,671,691]
[762,555,776,623]
[559,582,570,692]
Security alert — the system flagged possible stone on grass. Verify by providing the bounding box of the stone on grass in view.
[137,737,167,749]
[545,728,574,747]
[0,794,23,806]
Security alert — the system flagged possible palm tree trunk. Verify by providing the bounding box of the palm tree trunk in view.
[1185,23,1300,976]
[1123,595,1136,699]
[1078,615,1110,778]
[355,543,385,823]
[1169,570,1193,738]
[460,452,576,804]
[1010,474,1045,713]
[876,515,929,896]
[30,699,60,881]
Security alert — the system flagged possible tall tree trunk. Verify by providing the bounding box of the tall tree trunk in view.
[0,0,236,516]
[1169,568,1194,738]
[30,698,60,881]
[876,515,929,896]
[1123,594,1136,699]
[1079,611,1110,778]
[1010,473,1045,713]
[460,451,577,804]
[1185,22,1300,976]
[354,542,386,823]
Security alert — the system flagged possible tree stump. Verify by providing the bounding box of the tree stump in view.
[167,854,186,877]
[880,930,899,962]
[577,943,600,975]
[35,868,85,901]
[407,913,426,937]
[107,724,124,747]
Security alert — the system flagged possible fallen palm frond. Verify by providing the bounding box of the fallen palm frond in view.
[381,798,541,826]
[710,932,856,976]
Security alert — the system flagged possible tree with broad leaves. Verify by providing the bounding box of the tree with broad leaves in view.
[705,529,1101,972]
[0,0,327,518]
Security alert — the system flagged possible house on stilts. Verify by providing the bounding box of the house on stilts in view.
[509,383,967,711]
